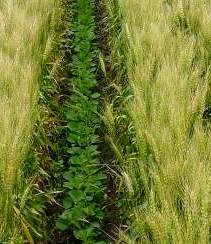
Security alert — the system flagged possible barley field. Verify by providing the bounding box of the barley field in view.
[0,0,210,243]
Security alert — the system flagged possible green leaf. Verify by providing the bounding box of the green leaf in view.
[69,190,85,202]
[56,219,69,231]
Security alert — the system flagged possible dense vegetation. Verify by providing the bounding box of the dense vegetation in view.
[55,0,106,242]
[0,0,210,243]
[0,0,57,241]
[106,0,211,243]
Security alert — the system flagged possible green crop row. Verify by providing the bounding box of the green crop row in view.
[55,0,107,242]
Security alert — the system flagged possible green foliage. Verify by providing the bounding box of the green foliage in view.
[56,0,107,242]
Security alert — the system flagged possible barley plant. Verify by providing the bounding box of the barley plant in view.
[0,0,56,241]
[110,0,211,243]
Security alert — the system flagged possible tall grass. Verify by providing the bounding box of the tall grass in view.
[106,0,211,243]
[0,0,56,241]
